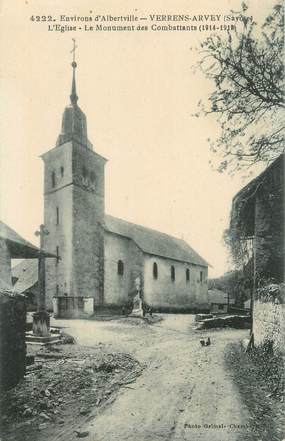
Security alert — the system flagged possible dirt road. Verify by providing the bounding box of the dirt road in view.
[53,315,251,441]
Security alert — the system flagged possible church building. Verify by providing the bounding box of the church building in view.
[42,58,209,317]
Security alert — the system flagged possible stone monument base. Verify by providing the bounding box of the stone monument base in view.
[130,308,144,317]
[25,332,60,345]
[26,311,59,345]
[32,311,50,336]
[130,294,144,317]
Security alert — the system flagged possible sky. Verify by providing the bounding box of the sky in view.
[0,0,275,277]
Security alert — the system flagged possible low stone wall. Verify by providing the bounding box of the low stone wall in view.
[151,305,210,314]
[197,315,250,329]
[53,296,94,319]
[0,290,26,390]
[253,300,285,353]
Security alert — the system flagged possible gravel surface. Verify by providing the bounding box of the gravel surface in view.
[48,315,252,441]
[1,314,262,441]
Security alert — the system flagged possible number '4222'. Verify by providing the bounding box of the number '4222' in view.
[30,16,54,22]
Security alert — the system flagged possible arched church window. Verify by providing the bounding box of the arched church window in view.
[90,171,96,183]
[186,268,190,282]
[60,166,64,177]
[200,271,203,283]
[51,171,56,188]
[153,262,158,279]
[171,265,175,282]
[117,260,124,276]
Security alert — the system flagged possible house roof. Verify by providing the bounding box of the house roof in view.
[12,259,38,293]
[0,221,55,258]
[208,288,235,304]
[104,215,209,267]
[233,153,284,204]
[0,278,15,292]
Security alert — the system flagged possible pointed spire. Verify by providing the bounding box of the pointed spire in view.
[70,61,78,105]
[56,40,93,149]
[70,39,78,106]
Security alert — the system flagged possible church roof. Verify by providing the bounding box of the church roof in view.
[12,259,38,293]
[0,221,55,258]
[0,278,16,292]
[104,215,209,267]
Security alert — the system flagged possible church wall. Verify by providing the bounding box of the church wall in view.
[0,239,12,286]
[43,141,106,310]
[43,142,74,309]
[44,185,73,309]
[71,143,105,304]
[72,185,104,303]
[143,255,208,311]
[104,232,143,306]
[42,142,73,193]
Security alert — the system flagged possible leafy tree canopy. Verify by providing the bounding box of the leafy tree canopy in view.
[196,2,284,175]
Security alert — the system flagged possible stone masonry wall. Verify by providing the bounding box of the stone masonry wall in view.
[44,185,73,309]
[254,157,284,283]
[72,143,105,304]
[43,142,74,309]
[43,140,106,309]
[72,185,104,303]
[253,300,285,354]
[0,291,26,390]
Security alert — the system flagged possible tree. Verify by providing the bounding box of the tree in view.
[196,2,284,174]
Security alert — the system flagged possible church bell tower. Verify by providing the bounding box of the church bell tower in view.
[42,47,107,310]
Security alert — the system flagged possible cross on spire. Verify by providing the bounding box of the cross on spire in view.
[71,38,77,63]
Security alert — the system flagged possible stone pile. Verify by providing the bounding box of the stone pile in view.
[0,345,142,441]
[196,315,250,330]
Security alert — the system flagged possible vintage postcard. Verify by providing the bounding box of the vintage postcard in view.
[0,1,284,440]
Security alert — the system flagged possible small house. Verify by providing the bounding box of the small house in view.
[208,288,235,314]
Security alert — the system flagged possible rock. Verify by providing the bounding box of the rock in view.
[39,400,47,410]
[198,315,250,329]
[39,423,48,430]
[45,389,51,397]
[61,333,76,344]
[26,364,43,373]
[58,419,65,424]
[23,407,32,417]
[39,412,50,421]
[195,313,213,322]
[75,430,90,438]
[80,407,90,415]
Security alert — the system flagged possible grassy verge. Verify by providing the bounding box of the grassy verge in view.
[224,342,285,441]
